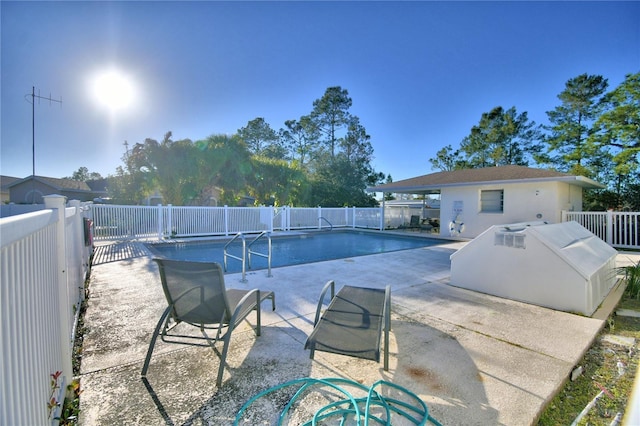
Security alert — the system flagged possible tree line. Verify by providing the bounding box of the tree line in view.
[106,86,385,207]
[72,72,638,210]
[429,72,640,210]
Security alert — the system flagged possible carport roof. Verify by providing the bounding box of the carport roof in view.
[367,165,605,194]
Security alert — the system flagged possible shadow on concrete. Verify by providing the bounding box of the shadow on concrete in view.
[138,323,314,425]
[141,378,173,425]
[391,318,498,425]
[80,241,617,425]
[92,241,151,265]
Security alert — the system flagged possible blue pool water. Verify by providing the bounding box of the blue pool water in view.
[146,231,440,273]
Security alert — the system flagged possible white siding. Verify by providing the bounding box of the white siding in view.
[440,181,583,238]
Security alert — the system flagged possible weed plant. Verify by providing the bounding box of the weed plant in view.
[618,261,640,299]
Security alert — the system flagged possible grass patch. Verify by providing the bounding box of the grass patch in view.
[538,288,640,425]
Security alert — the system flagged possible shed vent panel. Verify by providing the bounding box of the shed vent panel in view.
[451,221,618,316]
[494,232,526,249]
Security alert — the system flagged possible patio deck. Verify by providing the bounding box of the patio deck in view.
[79,238,633,425]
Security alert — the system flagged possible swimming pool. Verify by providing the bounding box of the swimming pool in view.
[146,231,441,273]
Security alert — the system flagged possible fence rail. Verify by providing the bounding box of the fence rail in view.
[562,210,640,249]
[69,204,640,249]
[1,196,92,425]
[89,205,384,241]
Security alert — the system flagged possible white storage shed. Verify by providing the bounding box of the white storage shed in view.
[449,221,618,316]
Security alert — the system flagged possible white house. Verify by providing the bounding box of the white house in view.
[368,165,604,239]
[7,175,108,204]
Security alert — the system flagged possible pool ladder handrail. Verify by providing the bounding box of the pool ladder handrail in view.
[223,231,273,281]
[319,216,333,231]
[248,231,272,278]
[223,232,247,282]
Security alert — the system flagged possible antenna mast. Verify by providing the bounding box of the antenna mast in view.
[25,86,62,203]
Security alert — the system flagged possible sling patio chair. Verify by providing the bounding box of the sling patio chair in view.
[408,215,421,231]
[305,280,391,371]
[141,258,276,387]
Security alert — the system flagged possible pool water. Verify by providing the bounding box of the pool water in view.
[147,231,440,273]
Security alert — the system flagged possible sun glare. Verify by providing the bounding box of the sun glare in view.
[90,68,137,112]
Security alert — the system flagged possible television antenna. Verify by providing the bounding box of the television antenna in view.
[24,86,62,202]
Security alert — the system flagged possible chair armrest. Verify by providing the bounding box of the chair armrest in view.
[230,289,260,327]
[313,280,335,326]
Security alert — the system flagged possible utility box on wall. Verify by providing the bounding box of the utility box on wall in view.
[450,221,618,316]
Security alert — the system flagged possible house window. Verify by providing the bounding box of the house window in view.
[481,189,503,213]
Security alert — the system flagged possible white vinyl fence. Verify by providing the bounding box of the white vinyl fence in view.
[1,195,92,425]
[562,210,640,249]
[90,205,384,241]
[0,203,45,218]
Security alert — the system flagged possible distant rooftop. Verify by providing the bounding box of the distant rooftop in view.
[368,165,604,194]
[0,175,21,191]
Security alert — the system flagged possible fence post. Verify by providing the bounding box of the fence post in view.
[269,206,274,232]
[279,206,285,231]
[43,195,73,388]
[318,206,322,230]
[167,204,173,239]
[607,210,614,245]
[69,198,81,254]
[68,200,85,300]
[224,205,229,236]
[380,205,385,231]
[157,204,163,240]
[80,202,92,280]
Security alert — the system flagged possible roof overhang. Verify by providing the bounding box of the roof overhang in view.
[368,175,605,194]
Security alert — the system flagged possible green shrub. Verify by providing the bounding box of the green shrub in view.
[618,261,640,299]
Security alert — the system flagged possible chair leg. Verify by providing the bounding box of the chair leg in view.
[141,307,172,377]
[269,293,276,311]
[216,330,233,387]
[256,292,262,337]
[216,291,262,386]
[384,285,391,371]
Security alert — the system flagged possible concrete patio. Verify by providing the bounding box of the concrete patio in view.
[78,237,633,425]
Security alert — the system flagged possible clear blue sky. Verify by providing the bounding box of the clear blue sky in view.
[1,1,638,182]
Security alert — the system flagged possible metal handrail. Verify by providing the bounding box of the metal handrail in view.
[247,231,272,277]
[223,232,247,282]
[319,216,333,231]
